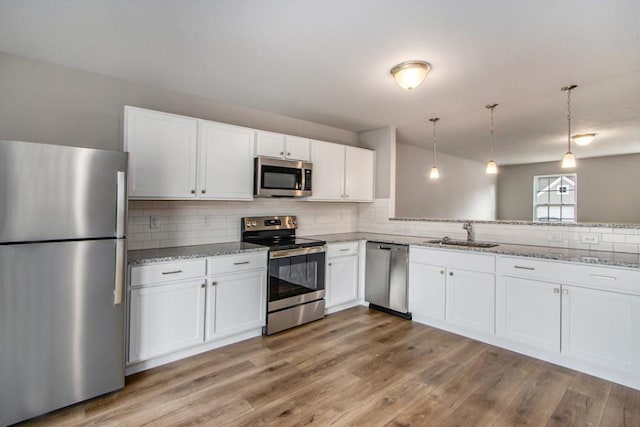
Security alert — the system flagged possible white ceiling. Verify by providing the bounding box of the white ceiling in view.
[0,0,639,164]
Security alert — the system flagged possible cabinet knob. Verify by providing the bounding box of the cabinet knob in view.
[280,151,284,155]
[201,283,206,288]
[562,289,569,295]
[328,263,332,266]
[191,189,196,194]
[449,272,454,276]
[201,190,206,194]
[440,270,445,274]
[553,288,560,294]
[287,152,291,156]
[345,194,349,198]
[211,281,217,286]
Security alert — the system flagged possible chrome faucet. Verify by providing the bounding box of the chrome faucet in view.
[463,222,473,242]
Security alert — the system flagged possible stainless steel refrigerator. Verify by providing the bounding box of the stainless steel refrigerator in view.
[0,140,128,426]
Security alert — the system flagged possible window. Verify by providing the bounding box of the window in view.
[533,173,577,222]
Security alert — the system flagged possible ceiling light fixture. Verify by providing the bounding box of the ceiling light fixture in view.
[485,103,499,175]
[561,85,578,168]
[429,117,440,179]
[390,60,431,90]
[572,133,597,146]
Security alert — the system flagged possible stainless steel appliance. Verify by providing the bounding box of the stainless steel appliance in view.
[365,242,412,319]
[241,216,326,334]
[0,140,128,426]
[254,157,313,198]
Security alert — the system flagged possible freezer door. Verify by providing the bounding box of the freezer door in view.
[0,239,125,426]
[0,140,128,243]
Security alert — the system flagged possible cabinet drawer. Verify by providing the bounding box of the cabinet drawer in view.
[130,259,206,287]
[327,241,359,258]
[410,247,495,273]
[498,256,640,295]
[208,251,267,275]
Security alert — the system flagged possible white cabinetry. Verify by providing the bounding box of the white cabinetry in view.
[197,121,254,200]
[409,247,495,335]
[129,279,206,363]
[496,276,561,353]
[125,107,254,200]
[125,106,198,198]
[326,241,360,311]
[309,140,374,202]
[255,131,310,161]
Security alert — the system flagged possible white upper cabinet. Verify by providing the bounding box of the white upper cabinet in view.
[197,121,254,200]
[345,146,375,202]
[125,106,198,198]
[309,140,374,202]
[309,140,345,201]
[255,131,310,161]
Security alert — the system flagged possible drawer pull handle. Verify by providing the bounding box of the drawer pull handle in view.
[514,266,535,271]
[162,270,183,275]
[339,248,350,252]
[590,274,616,281]
[233,261,250,265]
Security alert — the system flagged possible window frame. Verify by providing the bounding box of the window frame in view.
[532,173,577,223]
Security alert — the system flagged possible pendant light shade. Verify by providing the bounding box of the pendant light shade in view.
[561,85,578,169]
[428,117,440,180]
[391,61,431,90]
[485,160,498,174]
[485,103,499,175]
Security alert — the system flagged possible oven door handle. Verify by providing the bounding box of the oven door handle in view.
[270,246,327,259]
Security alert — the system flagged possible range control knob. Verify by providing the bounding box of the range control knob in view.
[251,221,257,226]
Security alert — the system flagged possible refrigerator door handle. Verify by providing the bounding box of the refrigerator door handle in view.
[116,171,126,238]
[114,239,125,305]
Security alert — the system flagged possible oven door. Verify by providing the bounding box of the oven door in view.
[268,247,326,311]
[255,157,312,197]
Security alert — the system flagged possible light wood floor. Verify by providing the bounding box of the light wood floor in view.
[24,306,640,426]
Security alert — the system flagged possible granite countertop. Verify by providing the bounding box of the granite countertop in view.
[128,241,268,266]
[305,232,640,270]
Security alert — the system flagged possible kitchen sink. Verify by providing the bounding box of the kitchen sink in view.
[425,238,499,248]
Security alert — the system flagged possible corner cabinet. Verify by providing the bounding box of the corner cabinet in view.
[125,106,254,200]
[309,140,374,202]
[125,106,198,198]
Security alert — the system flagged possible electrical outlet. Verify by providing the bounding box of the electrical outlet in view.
[149,215,160,229]
[547,233,562,242]
[581,234,599,244]
[202,216,209,226]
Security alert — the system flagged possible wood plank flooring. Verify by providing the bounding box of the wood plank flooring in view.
[23,306,640,426]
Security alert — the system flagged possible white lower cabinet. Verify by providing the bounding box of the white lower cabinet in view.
[446,268,495,335]
[408,262,446,321]
[129,279,206,363]
[325,241,360,310]
[496,276,561,352]
[561,284,640,372]
[206,269,267,340]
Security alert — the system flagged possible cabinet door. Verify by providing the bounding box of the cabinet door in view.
[206,270,267,340]
[446,269,495,335]
[496,276,561,352]
[129,280,205,362]
[409,262,446,321]
[326,255,359,308]
[308,140,345,201]
[255,131,285,158]
[125,107,198,198]
[284,136,310,161]
[344,146,374,202]
[562,285,640,372]
[197,121,254,200]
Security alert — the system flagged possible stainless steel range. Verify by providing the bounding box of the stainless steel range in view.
[241,216,326,335]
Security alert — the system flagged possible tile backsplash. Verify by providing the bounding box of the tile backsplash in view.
[128,198,640,254]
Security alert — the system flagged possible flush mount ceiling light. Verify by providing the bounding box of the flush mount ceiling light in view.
[572,133,597,146]
[390,60,431,90]
[428,117,440,179]
[561,85,578,168]
[485,103,499,175]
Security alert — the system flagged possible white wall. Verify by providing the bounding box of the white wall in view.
[0,51,359,152]
[395,143,497,220]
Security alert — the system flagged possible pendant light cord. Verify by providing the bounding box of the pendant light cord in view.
[489,107,495,158]
[562,85,577,153]
[429,117,439,164]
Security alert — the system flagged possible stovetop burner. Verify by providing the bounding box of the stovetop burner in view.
[240,215,326,251]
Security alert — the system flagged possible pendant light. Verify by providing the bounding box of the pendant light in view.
[391,61,432,90]
[572,133,596,146]
[561,85,578,168]
[485,103,499,175]
[428,117,440,179]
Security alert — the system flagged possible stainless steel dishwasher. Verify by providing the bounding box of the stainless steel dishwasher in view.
[365,241,412,319]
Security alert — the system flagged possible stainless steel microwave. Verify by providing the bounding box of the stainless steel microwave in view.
[254,157,313,197]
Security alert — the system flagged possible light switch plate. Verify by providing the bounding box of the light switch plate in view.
[150,215,160,229]
[547,233,563,242]
[581,234,599,244]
